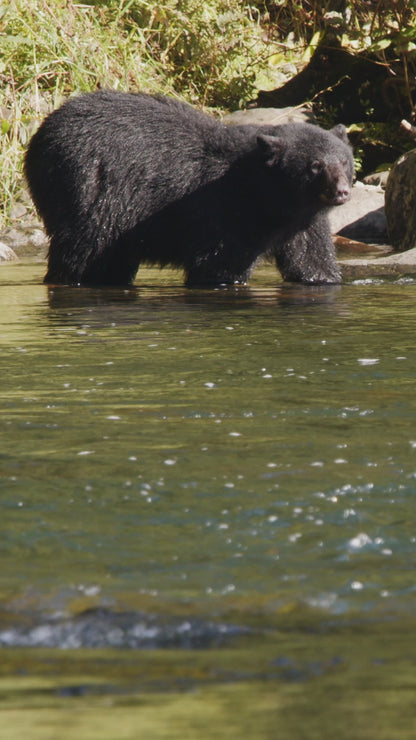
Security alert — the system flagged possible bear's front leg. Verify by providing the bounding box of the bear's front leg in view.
[274,211,341,285]
[184,243,254,287]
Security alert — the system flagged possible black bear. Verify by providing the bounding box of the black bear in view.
[24,90,353,287]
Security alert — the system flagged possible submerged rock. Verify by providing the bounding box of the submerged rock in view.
[0,607,252,649]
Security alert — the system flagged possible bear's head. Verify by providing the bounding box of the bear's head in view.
[257,122,354,210]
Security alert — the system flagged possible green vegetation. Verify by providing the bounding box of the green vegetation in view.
[0,0,265,228]
[1,0,416,228]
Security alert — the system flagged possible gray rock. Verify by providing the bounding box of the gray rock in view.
[0,242,18,262]
[2,227,28,250]
[0,206,48,261]
[385,149,416,252]
[363,170,390,188]
[9,202,28,220]
[30,228,48,249]
[329,181,387,243]
[223,106,316,126]
[341,246,416,280]
[331,177,416,279]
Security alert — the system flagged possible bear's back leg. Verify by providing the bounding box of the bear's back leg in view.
[44,231,141,286]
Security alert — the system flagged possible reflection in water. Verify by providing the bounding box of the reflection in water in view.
[45,281,343,312]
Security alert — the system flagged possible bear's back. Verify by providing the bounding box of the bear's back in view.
[37,90,222,155]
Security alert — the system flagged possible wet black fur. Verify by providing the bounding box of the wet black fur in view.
[24,90,354,287]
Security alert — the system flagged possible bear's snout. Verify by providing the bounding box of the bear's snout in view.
[318,159,352,207]
[330,185,350,205]
[321,177,351,206]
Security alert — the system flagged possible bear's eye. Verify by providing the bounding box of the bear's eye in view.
[311,160,323,175]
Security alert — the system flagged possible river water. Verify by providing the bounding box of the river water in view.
[1,261,416,738]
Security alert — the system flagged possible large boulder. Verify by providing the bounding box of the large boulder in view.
[329,181,387,243]
[385,149,416,252]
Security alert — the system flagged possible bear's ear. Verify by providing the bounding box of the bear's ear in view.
[257,134,284,166]
[330,124,349,143]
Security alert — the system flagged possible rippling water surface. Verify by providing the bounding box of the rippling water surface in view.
[1,262,416,738]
